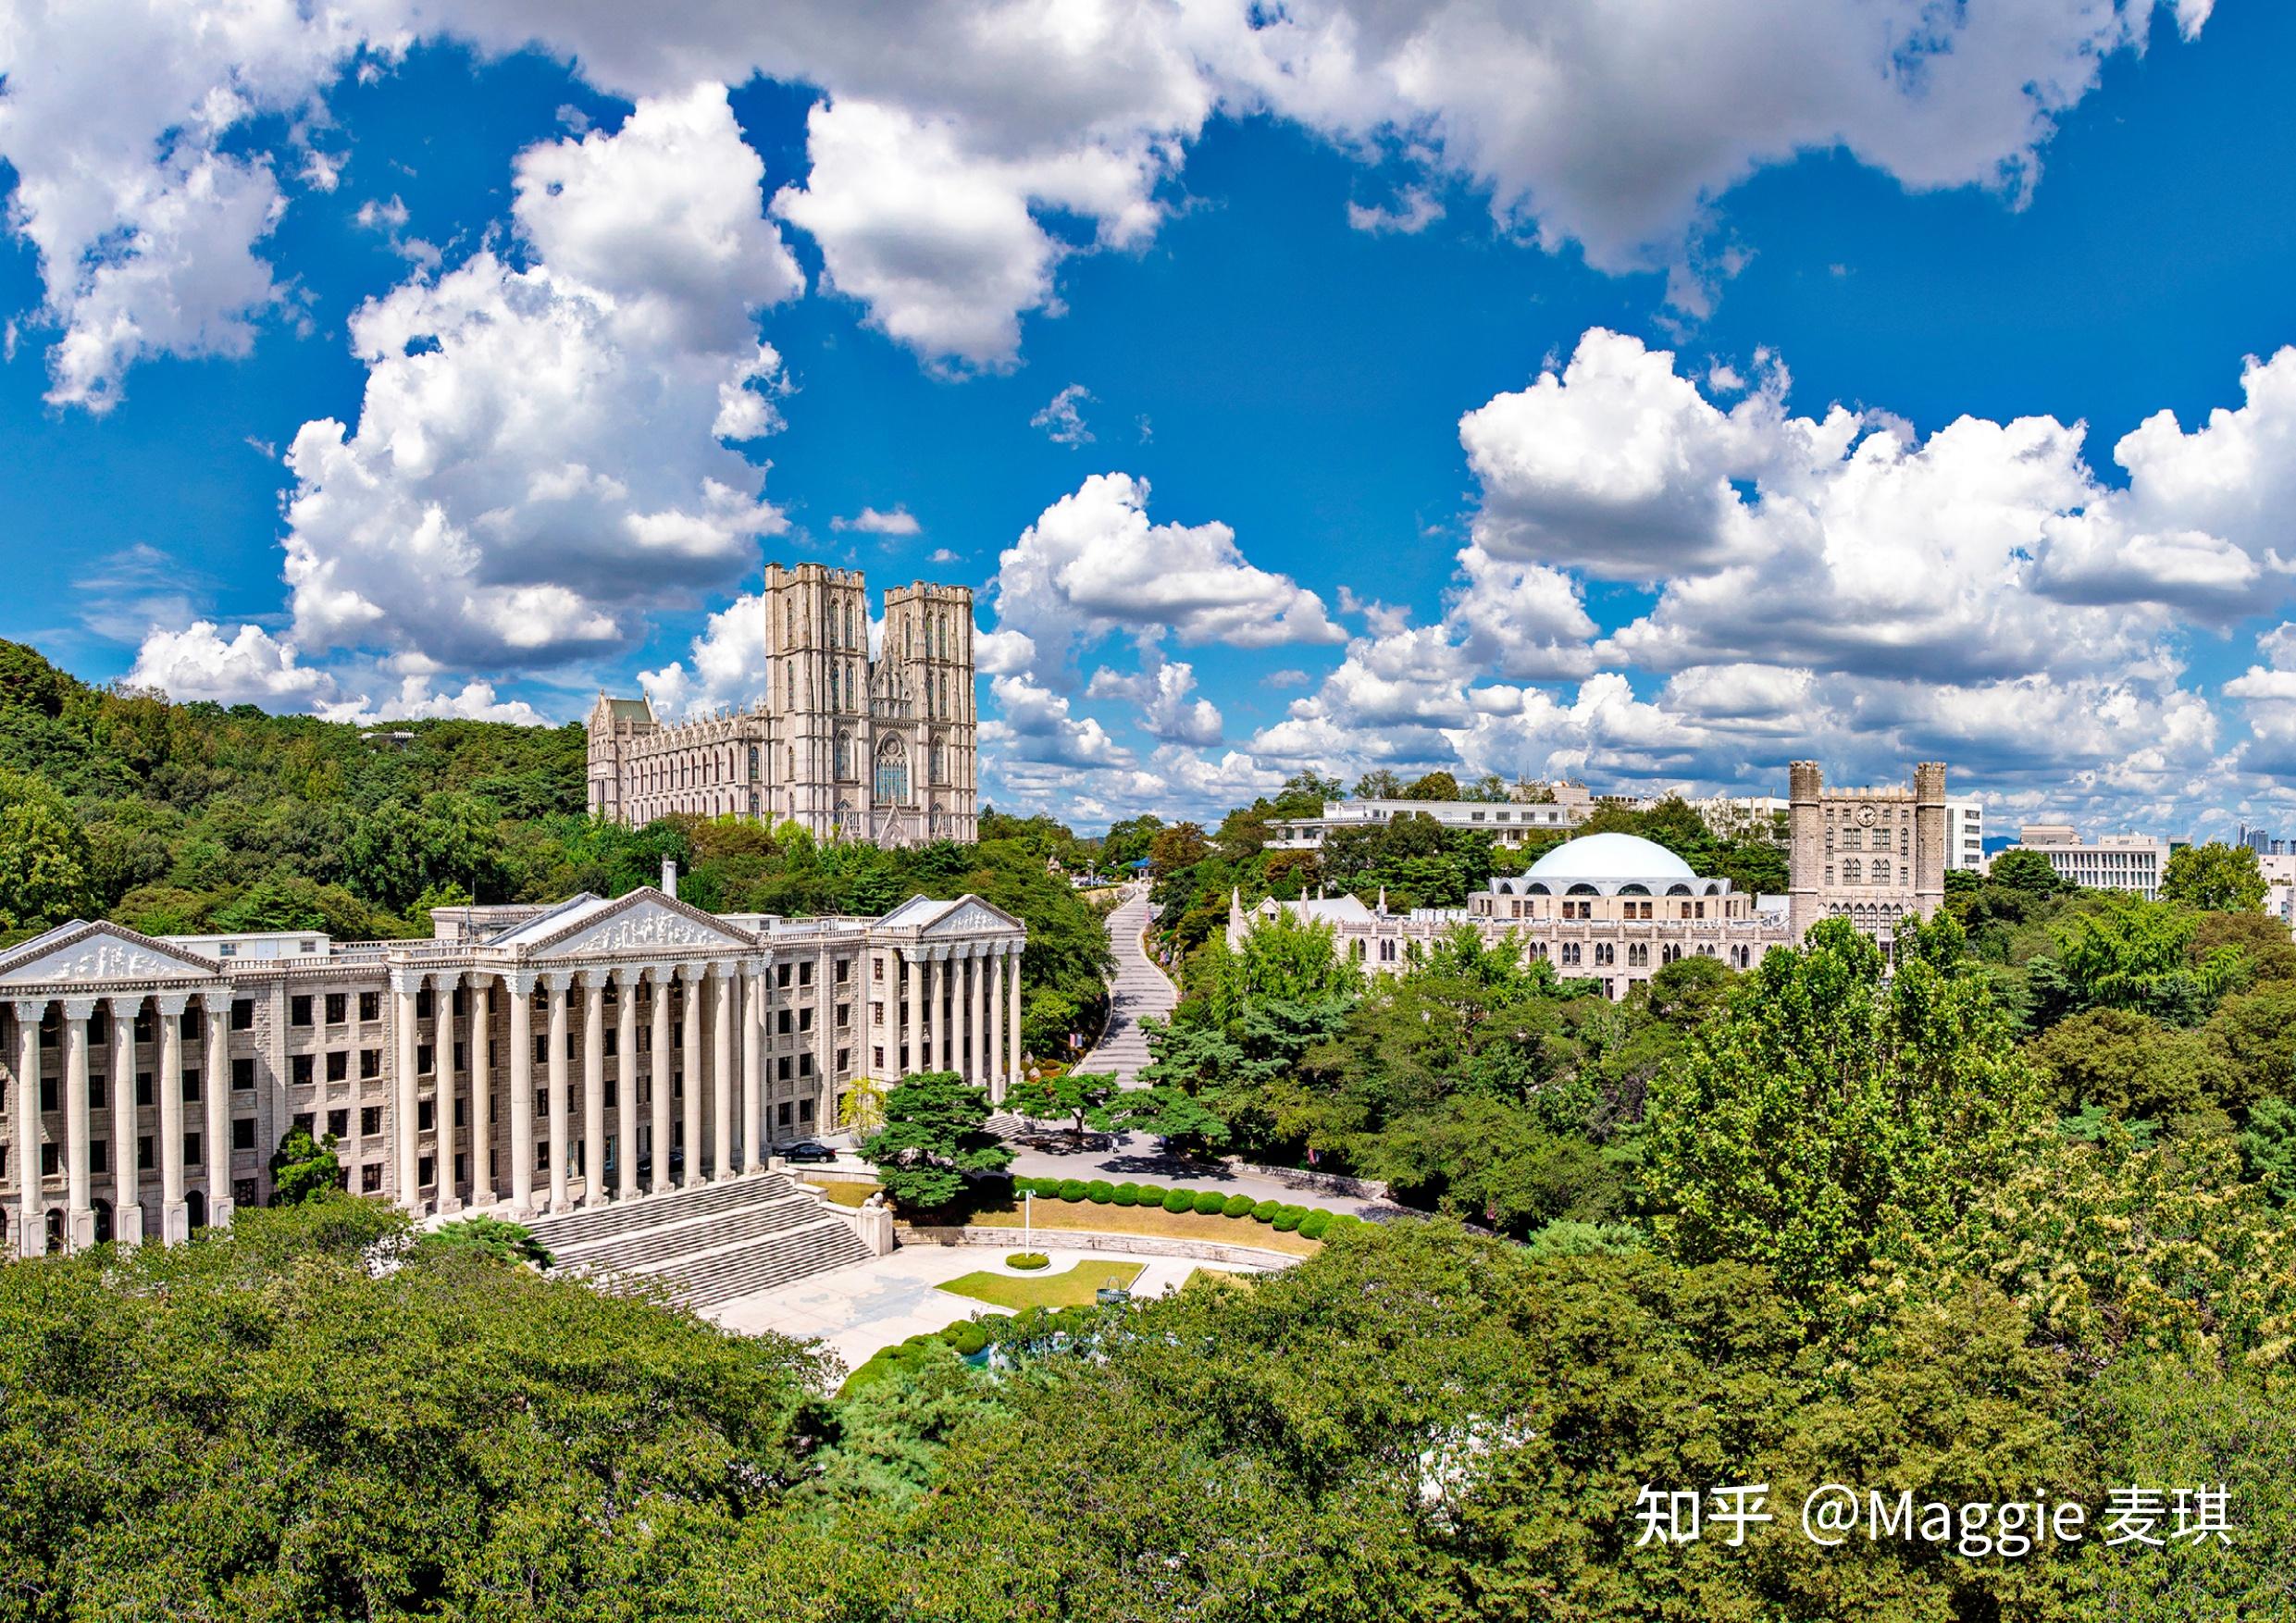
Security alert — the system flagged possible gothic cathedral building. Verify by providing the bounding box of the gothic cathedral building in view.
[587,564,979,847]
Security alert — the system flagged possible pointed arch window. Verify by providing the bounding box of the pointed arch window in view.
[875,737,909,804]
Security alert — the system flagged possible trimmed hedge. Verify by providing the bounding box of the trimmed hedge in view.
[999,1174,1342,1243]
[941,1320,989,1356]
[1006,1252,1049,1270]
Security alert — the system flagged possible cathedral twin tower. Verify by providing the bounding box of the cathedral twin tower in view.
[588,564,980,847]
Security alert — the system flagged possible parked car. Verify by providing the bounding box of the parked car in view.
[781,1140,839,1164]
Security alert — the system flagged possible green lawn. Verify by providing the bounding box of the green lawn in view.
[937,1259,1146,1311]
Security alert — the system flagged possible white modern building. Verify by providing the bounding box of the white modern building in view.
[1946,798,1985,873]
[1998,824,2170,899]
[1264,792,1592,851]
[0,876,1024,1258]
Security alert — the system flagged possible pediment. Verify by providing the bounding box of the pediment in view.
[919,896,1023,937]
[527,892,756,958]
[0,922,219,986]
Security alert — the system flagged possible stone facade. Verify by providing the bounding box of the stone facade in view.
[587,563,978,847]
[1231,831,1794,1000]
[0,883,1024,1258]
[1787,760,1948,950]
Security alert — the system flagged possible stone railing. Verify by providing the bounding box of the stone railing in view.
[1222,1161,1394,1202]
[896,1225,1304,1271]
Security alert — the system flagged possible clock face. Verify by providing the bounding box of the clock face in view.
[1856,804,1877,828]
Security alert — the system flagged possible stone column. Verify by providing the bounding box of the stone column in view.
[680,964,704,1186]
[155,993,189,1243]
[741,960,764,1170]
[987,952,1006,1103]
[580,973,606,1207]
[711,965,735,1181]
[970,947,987,1087]
[648,965,672,1194]
[433,974,461,1213]
[931,952,949,1072]
[614,967,639,1200]
[544,973,573,1212]
[900,952,921,1075]
[107,995,143,1245]
[201,992,231,1229]
[1005,943,1024,1103]
[60,997,95,1249]
[13,999,43,1258]
[469,978,495,1207]
[391,971,421,1212]
[507,973,536,1213]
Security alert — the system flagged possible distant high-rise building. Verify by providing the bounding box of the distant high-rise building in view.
[588,564,978,847]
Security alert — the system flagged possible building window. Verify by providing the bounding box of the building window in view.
[231,1057,256,1091]
[361,1106,381,1136]
[231,1118,256,1151]
[360,1048,380,1079]
[326,1050,348,1083]
[359,991,380,1022]
[361,1164,383,1194]
[418,1100,434,1131]
[290,996,313,1028]
[329,1109,348,1137]
[231,999,255,1032]
[135,1071,153,1108]
[325,993,346,1025]
[291,1054,314,1087]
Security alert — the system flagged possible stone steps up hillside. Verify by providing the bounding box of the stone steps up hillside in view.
[520,1171,870,1307]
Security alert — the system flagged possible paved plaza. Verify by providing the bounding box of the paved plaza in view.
[705,1244,1256,1373]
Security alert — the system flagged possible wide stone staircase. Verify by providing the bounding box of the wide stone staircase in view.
[521,1171,871,1307]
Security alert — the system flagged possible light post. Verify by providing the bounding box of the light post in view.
[1024,1189,1034,1252]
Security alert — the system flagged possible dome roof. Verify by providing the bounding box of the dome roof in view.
[1526,832,1697,881]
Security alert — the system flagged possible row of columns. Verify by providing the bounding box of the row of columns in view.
[892,941,1023,1102]
[390,956,808,1218]
[9,990,233,1256]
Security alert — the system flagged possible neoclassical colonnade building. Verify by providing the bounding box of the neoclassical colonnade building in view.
[0,878,1024,1258]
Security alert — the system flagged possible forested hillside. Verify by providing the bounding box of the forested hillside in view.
[0,640,1110,1051]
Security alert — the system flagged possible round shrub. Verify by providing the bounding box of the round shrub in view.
[1222,1193,1256,1219]
[1113,1183,1139,1207]
[1058,1179,1088,1202]
[1192,1190,1227,1216]
[942,1320,989,1355]
[1251,1199,1282,1223]
[1297,1209,1332,1240]
[1134,1183,1165,1205]
[1007,1251,1050,1270]
[1327,1211,1365,1233]
[1272,1206,1308,1233]
[1161,1188,1194,1213]
[1086,1180,1115,1204]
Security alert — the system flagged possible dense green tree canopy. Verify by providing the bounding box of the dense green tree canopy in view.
[2161,839,2268,913]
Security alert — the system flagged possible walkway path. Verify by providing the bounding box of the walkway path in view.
[706,1244,1252,1371]
[1073,882,1174,1085]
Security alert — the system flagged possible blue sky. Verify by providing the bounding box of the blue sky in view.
[4,0,2292,834]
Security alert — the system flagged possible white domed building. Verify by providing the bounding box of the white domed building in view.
[1230,830,1792,999]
